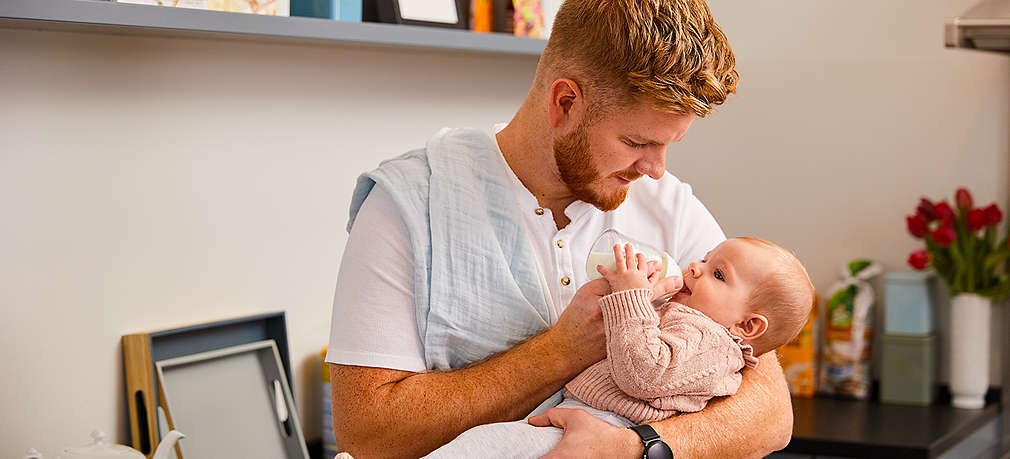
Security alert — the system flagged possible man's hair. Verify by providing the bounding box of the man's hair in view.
[738,237,815,355]
[537,0,739,117]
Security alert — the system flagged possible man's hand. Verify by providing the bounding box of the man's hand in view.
[551,277,611,368]
[528,407,642,459]
[652,270,684,303]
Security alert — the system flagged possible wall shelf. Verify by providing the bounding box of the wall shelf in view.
[0,0,546,55]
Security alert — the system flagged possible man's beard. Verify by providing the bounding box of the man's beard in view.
[553,122,641,211]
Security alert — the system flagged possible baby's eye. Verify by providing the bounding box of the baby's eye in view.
[714,269,725,281]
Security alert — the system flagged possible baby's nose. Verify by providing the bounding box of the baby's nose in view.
[686,263,702,278]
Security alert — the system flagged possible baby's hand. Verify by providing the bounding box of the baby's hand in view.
[596,243,658,293]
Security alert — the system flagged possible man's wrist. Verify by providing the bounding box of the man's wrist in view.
[534,327,586,382]
[622,425,646,459]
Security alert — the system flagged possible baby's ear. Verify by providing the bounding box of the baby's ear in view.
[733,314,768,340]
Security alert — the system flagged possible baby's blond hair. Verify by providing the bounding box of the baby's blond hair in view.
[737,237,815,355]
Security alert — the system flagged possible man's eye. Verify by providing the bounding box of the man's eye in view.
[714,269,724,281]
[626,140,647,148]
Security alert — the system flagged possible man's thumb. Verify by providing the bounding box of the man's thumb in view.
[528,408,573,429]
[655,275,683,296]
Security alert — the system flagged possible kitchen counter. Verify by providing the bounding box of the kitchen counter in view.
[780,397,1002,458]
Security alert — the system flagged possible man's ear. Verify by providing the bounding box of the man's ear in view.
[733,313,769,340]
[547,78,585,130]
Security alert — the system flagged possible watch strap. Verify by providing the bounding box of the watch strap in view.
[629,424,662,444]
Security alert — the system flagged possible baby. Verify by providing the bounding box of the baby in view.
[424,236,814,458]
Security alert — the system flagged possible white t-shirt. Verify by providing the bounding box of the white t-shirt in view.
[326,125,726,372]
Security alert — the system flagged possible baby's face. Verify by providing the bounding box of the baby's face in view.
[671,238,766,329]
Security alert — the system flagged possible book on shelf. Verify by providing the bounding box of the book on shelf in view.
[114,0,291,16]
[290,0,362,21]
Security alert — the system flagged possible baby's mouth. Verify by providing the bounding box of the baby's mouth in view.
[676,285,692,296]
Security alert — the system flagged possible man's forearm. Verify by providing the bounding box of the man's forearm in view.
[649,351,794,458]
[331,328,587,458]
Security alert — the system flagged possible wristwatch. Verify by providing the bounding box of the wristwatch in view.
[629,424,673,459]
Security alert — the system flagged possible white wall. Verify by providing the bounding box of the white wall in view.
[0,26,540,456]
[693,0,1010,386]
[1,0,1007,456]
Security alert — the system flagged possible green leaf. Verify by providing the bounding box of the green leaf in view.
[950,243,966,293]
[985,249,1010,273]
[978,275,1010,300]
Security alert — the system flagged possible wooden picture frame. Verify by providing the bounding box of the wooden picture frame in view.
[375,0,467,29]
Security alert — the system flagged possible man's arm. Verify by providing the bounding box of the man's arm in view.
[331,333,570,459]
[331,279,614,458]
[654,351,793,457]
[530,351,793,458]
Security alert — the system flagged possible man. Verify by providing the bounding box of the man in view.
[326,0,794,457]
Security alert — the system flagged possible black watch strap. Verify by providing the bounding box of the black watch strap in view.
[629,424,673,459]
[629,424,662,443]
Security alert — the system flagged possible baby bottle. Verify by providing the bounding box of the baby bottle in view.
[586,229,682,306]
[586,229,678,280]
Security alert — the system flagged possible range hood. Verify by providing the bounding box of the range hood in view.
[946,0,1010,53]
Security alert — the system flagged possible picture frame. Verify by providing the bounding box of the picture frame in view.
[155,340,310,459]
[122,312,292,456]
[373,0,467,29]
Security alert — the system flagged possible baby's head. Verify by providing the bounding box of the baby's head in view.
[672,237,814,355]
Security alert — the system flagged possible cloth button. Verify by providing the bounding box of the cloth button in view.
[535,207,545,216]
[561,276,571,286]
[556,240,565,249]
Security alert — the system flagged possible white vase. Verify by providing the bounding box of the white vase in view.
[949,293,991,409]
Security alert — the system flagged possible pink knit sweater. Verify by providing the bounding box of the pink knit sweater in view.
[565,288,759,424]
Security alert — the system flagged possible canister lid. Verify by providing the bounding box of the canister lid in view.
[884,271,936,283]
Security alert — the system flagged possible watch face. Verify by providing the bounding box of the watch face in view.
[645,440,674,459]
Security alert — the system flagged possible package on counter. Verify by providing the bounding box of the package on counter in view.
[779,294,818,397]
[321,347,338,459]
[819,259,882,399]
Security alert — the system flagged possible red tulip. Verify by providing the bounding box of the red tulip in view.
[906,214,928,238]
[908,249,930,270]
[917,198,936,221]
[934,201,955,222]
[955,187,974,213]
[966,208,987,232]
[932,225,956,247]
[983,203,1003,227]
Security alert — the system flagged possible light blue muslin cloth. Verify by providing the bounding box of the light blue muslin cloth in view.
[348,128,562,416]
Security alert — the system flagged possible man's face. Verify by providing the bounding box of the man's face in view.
[553,102,696,211]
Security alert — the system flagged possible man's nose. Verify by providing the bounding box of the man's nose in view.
[635,149,666,180]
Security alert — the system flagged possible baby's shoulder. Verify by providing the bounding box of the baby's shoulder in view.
[658,303,734,338]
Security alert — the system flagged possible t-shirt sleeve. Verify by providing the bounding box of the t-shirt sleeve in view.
[672,182,726,265]
[325,185,427,372]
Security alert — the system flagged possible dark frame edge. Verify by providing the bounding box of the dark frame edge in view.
[388,0,467,29]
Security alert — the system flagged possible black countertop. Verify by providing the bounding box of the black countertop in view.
[783,397,1001,458]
